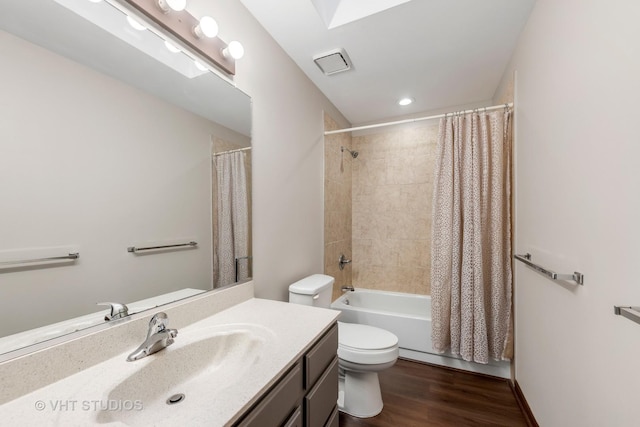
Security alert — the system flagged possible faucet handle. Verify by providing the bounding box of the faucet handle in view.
[147,312,169,336]
[97,302,129,321]
[339,254,352,270]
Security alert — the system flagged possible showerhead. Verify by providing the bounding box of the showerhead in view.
[341,146,358,158]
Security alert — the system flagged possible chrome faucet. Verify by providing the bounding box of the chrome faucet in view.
[341,285,355,292]
[126,312,177,362]
[97,302,129,321]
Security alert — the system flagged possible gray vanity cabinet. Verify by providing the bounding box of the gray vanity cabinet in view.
[236,323,339,427]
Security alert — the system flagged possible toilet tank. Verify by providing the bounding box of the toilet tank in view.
[288,274,335,308]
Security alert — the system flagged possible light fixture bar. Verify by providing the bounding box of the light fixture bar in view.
[119,0,236,75]
[54,0,208,79]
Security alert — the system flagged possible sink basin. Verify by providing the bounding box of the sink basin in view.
[89,323,274,426]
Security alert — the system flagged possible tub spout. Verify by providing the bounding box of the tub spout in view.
[341,286,355,292]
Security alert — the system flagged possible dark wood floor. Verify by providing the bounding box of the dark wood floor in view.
[339,359,528,427]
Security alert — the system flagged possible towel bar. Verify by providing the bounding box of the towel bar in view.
[127,241,198,253]
[0,252,79,266]
[235,256,252,282]
[514,253,584,285]
[614,306,640,326]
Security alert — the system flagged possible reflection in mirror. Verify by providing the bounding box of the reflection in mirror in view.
[0,0,251,357]
[212,141,253,288]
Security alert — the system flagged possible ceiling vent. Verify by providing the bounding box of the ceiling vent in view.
[313,48,352,76]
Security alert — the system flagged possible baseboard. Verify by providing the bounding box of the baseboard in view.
[510,380,538,427]
[399,348,511,379]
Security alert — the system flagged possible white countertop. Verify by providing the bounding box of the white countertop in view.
[0,298,339,427]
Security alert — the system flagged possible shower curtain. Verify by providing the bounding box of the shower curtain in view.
[214,151,249,287]
[430,109,512,363]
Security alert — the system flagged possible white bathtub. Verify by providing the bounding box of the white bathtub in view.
[331,288,510,378]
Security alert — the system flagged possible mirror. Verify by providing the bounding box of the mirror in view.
[0,0,252,356]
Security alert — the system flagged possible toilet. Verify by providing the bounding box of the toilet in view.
[289,274,399,418]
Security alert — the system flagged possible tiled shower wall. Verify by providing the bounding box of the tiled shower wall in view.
[351,123,439,295]
[323,114,352,301]
[323,114,439,297]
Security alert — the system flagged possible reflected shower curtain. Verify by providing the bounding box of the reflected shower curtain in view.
[214,151,248,287]
[430,109,512,363]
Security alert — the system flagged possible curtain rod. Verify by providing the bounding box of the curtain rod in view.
[212,146,251,157]
[324,102,513,135]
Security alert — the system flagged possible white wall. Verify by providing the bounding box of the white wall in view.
[0,30,225,335]
[495,0,640,424]
[189,0,350,300]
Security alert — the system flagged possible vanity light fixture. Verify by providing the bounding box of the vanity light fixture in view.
[157,0,186,13]
[223,41,245,60]
[55,0,208,78]
[194,60,208,71]
[119,0,241,75]
[164,40,181,53]
[126,15,147,31]
[194,16,218,39]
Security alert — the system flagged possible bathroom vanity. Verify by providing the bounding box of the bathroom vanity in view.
[0,282,340,426]
[236,323,338,427]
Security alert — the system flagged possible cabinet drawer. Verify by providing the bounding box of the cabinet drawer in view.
[305,357,339,427]
[237,363,303,427]
[305,323,338,389]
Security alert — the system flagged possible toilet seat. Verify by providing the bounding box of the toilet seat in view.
[337,322,399,365]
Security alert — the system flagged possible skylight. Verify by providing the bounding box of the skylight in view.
[311,0,412,29]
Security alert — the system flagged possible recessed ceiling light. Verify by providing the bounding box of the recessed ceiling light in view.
[398,97,414,106]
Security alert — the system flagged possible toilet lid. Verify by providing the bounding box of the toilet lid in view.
[338,322,398,350]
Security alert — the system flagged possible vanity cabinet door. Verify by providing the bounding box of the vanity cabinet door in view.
[234,322,338,427]
[304,323,338,390]
[236,363,303,427]
[304,357,339,427]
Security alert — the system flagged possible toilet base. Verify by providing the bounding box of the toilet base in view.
[338,370,383,418]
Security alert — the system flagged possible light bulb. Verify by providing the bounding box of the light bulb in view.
[223,41,244,60]
[126,16,147,31]
[157,0,186,13]
[194,60,208,71]
[164,40,180,53]
[398,97,414,106]
[194,16,218,38]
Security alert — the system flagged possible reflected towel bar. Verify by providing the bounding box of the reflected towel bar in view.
[614,306,640,326]
[0,252,79,265]
[127,241,198,253]
[235,256,252,282]
[514,253,584,285]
